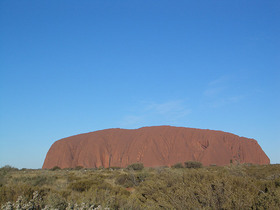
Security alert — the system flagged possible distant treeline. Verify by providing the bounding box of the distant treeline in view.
[0,163,280,209]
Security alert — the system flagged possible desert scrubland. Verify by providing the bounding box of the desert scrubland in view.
[1,163,280,209]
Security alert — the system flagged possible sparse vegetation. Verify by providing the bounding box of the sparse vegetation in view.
[1,164,280,209]
[50,166,61,171]
[184,161,203,168]
[171,162,184,168]
[126,163,144,171]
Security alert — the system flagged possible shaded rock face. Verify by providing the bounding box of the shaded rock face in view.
[42,126,270,169]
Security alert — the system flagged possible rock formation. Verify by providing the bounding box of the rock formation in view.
[42,126,270,169]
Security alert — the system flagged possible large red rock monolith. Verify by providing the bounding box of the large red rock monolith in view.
[42,126,270,169]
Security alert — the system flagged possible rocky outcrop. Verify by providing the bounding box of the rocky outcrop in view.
[42,126,270,169]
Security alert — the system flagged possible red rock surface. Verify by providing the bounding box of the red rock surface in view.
[42,126,270,169]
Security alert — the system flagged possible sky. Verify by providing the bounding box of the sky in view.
[0,0,279,168]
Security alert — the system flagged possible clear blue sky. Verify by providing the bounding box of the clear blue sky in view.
[0,1,279,168]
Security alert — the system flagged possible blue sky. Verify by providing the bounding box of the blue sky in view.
[0,1,279,168]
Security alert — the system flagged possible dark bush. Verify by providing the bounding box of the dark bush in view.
[0,165,18,170]
[126,163,144,171]
[108,166,121,170]
[69,179,96,192]
[16,175,53,186]
[0,165,18,175]
[51,166,61,171]
[136,172,149,184]
[115,174,134,188]
[74,166,84,170]
[171,163,184,168]
[184,161,203,168]
[47,193,67,209]
[68,174,107,192]
[116,172,148,187]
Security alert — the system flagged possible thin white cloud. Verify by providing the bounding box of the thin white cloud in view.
[119,115,145,128]
[204,87,225,97]
[119,100,191,128]
[208,75,229,86]
[146,100,191,116]
[228,96,243,103]
[203,76,243,108]
[208,95,243,108]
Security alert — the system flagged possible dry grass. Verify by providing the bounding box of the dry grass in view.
[1,164,280,209]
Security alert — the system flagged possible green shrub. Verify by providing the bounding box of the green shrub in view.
[136,171,149,183]
[0,165,18,185]
[171,163,184,168]
[47,192,67,209]
[115,174,134,188]
[51,166,61,171]
[108,166,121,170]
[0,165,18,172]
[68,179,96,192]
[115,171,149,187]
[126,163,144,171]
[184,161,203,168]
[74,166,84,170]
